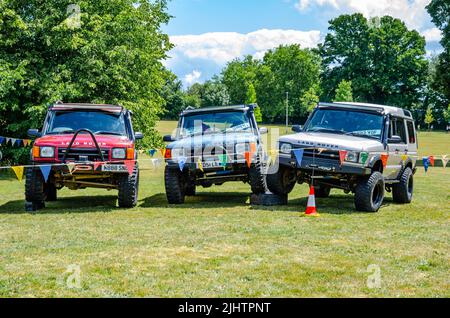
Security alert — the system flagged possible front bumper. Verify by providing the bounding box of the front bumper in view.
[279,154,371,175]
[30,161,131,174]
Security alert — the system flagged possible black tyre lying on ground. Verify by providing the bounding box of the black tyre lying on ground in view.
[118,164,139,208]
[392,167,413,203]
[354,171,385,212]
[314,185,331,198]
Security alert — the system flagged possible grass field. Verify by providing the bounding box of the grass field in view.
[0,122,448,297]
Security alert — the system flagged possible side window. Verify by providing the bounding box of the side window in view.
[406,121,416,144]
[389,118,407,144]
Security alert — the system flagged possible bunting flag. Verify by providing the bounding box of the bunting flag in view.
[160,148,166,157]
[339,150,347,165]
[268,149,278,165]
[0,137,4,145]
[380,154,389,169]
[11,166,24,181]
[124,160,135,175]
[23,139,31,147]
[429,156,435,167]
[442,155,448,169]
[245,151,252,168]
[149,149,157,157]
[218,154,228,168]
[178,156,187,171]
[6,138,11,145]
[66,163,76,173]
[39,165,52,182]
[401,154,408,163]
[250,143,257,155]
[197,158,204,172]
[292,149,304,167]
[0,136,32,147]
[360,152,369,165]
[422,157,430,173]
[93,162,103,171]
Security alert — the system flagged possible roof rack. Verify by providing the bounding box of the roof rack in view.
[49,102,124,113]
[181,104,253,115]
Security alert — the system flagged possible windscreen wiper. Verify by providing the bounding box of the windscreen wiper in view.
[94,131,124,136]
[47,130,75,135]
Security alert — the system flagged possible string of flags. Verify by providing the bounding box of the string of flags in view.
[0,136,32,147]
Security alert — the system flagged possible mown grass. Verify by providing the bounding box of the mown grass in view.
[0,125,448,297]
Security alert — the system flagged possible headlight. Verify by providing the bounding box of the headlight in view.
[171,147,184,159]
[280,143,292,154]
[235,143,247,154]
[345,151,359,163]
[40,146,55,158]
[112,148,126,159]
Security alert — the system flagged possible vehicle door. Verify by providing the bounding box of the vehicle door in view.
[386,117,408,179]
[405,120,418,167]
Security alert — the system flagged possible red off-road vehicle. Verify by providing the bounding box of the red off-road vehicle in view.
[26,102,142,211]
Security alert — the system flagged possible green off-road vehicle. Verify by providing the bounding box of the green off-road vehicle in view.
[268,102,418,212]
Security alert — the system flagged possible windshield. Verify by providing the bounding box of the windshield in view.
[305,109,384,140]
[46,111,127,136]
[180,111,252,137]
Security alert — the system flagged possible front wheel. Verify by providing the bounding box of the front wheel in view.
[25,167,46,210]
[354,172,385,212]
[266,165,296,195]
[392,167,413,203]
[117,164,139,208]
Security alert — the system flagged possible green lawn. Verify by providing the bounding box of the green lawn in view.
[0,124,448,297]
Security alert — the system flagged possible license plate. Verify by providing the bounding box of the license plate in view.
[101,164,128,172]
[201,161,222,169]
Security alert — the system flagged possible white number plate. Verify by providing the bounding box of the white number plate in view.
[101,164,128,172]
[201,161,222,169]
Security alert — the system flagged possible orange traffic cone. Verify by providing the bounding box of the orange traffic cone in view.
[304,185,319,217]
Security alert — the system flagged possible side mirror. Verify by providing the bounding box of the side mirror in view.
[134,132,143,140]
[163,135,174,142]
[28,129,42,138]
[388,135,402,144]
[292,125,303,133]
[259,127,268,135]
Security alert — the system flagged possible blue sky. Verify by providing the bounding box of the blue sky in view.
[163,0,442,86]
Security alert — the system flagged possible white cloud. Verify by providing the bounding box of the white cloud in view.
[184,70,202,86]
[168,29,321,85]
[421,27,442,42]
[295,0,432,30]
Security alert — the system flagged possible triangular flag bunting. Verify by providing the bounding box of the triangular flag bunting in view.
[6,138,11,145]
[401,154,408,163]
[339,150,348,165]
[442,155,448,169]
[245,151,252,168]
[197,158,204,172]
[292,149,304,167]
[23,139,31,147]
[178,156,187,171]
[39,165,52,182]
[149,149,157,157]
[217,154,228,168]
[10,138,17,147]
[160,148,166,157]
[380,154,389,169]
[422,157,430,173]
[0,136,4,145]
[360,152,369,165]
[11,166,24,181]
[66,163,76,173]
[93,162,103,171]
[124,160,135,175]
[429,156,435,167]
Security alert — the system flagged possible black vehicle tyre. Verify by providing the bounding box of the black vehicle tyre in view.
[314,185,331,198]
[248,155,266,195]
[354,171,385,212]
[392,167,413,204]
[266,166,296,195]
[165,167,186,204]
[25,167,46,208]
[186,183,196,196]
[118,164,139,208]
[45,183,57,201]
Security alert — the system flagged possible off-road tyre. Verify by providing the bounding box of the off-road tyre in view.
[392,167,413,204]
[266,166,296,195]
[165,167,186,204]
[118,164,139,208]
[248,152,267,194]
[314,185,331,198]
[25,167,46,209]
[45,183,57,201]
[354,171,385,212]
[250,193,288,206]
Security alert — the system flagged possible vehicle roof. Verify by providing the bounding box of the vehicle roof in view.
[318,102,413,119]
[49,102,124,113]
[181,105,253,116]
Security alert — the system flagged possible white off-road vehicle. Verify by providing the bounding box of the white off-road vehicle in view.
[267,102,418,212]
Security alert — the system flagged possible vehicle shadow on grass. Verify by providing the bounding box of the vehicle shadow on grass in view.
[0,195,118,214]
[139,191,251,209]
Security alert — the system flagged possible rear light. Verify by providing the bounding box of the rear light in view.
[32,146,40,158]
[126,148,135,160]
[164,148,171,159]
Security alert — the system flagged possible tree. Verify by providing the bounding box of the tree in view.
[320,14,428,110]
[200,76,230,107]
[222,56,260,105]
[245,83,262,122]
[425,107,435,130]
[0,0,172,150]
[300,86,320,114]
[334,80,353,102]
[161,75,185,120]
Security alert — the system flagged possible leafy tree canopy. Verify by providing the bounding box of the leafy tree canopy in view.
[334,80,353,102]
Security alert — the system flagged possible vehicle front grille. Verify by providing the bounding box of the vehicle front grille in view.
[292,145,340,162]
[58,148,109,162]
